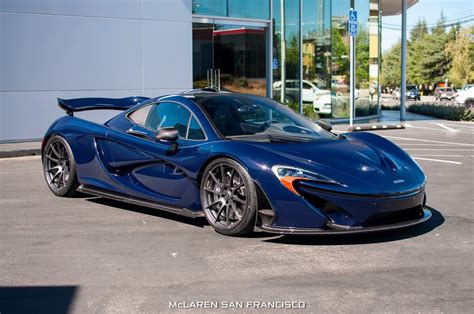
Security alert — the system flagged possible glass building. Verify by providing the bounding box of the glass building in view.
[1,0,416,141]
[192,0,383,120]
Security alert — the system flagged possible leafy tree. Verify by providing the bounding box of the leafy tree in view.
[381,41,401,87]
[331,29,349,74]
[431,11,446,35]
[356,29,370,87]
[446,26,474,86]
[410,19,428,41]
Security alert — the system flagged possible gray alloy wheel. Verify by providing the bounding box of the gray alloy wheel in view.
[200,158,257,236]
[42,135,79,197]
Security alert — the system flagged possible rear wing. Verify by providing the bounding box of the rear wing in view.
[58,96,150,116]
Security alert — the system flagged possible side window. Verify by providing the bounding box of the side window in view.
[145,102,191,138]
[187,117,205,140]
[128,105,152,125]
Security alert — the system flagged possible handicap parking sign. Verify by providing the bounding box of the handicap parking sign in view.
[348,9,358,37]
[272,59,279,70]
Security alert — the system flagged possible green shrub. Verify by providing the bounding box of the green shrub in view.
[381,103,473,121]
[286,102,320,120]
[409,103,471,121]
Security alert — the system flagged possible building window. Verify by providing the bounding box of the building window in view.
[192,0,270,20]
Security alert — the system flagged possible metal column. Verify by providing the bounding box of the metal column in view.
[400,0,407,121]
[299,0,303,114]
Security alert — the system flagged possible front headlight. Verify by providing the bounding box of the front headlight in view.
[271,165,340,195]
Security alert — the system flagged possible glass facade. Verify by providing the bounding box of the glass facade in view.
[192,0,270,20]
[192,0,381,120]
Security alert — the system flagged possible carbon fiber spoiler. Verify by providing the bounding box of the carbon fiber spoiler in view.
[57,96,150,116]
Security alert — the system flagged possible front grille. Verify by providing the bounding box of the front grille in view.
[363,206,424,227]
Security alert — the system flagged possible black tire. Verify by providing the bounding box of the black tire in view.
[42,135,79,197]
[466,99,474,109]
[200,158,257,236]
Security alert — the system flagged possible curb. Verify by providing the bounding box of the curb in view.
[0,149,41,159]
[348,124,405,132]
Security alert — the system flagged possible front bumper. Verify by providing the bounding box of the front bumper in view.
[258,207,431,235]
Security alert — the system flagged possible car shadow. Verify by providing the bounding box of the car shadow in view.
[0,286,78,314]
[85,197,208,228]
[262,206,444,245]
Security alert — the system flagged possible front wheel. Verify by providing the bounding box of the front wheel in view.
[42,135,79,197]
[200,158,257,236]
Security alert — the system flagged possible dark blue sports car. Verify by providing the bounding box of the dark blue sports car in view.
[42,90,431,236]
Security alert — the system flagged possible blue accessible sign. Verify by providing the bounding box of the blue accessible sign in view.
[272,58,279,70]
[348,9,358,37]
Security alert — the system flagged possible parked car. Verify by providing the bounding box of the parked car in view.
[392,88,400,99]
[406,85,421,101]
[313,93,332,115]
[462,84,474,91]
[273,80,330,103]
[392,86,420,100]
[434,87,456,101]
[455,86,474,107]
[41,90,431,236]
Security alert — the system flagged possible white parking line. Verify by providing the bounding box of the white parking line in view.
[404,149,474,151]
[412,157,462,165]
[411,155,466,157]
[398,143,461,146]
[403,123,474,134]
[442,123,474,130]
[383,135,474,147]
[434,123,458,132]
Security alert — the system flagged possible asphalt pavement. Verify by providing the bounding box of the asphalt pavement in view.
[1,118,473,313]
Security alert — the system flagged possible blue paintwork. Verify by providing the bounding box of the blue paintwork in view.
[44,93,427,230]
[58,96,150,114]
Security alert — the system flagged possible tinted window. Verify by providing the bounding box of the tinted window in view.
[303,82,313,90]
[197,95,334,140]
[187,117,206,140]
[128,105,152,125]
[145,102,191,138]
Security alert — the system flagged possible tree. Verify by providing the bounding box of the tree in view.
[446,26,474,86]
[432,11,446,35]
[381,41,401,87]
[356,29,370,87]
[410,19,428,41]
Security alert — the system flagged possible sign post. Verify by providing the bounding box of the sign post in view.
[348,9,358,127]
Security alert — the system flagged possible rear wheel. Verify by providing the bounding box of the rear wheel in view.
[42,135,79,197]
[200,158,257,236]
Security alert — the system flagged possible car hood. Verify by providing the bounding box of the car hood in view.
[248,134,425,196]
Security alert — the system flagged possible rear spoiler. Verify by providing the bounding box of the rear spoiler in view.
[58,96,150,116]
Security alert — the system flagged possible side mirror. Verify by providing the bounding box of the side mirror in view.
[317,119,332,132]
[155,127,179,142]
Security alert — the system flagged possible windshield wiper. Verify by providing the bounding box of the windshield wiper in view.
[227,133,316,143]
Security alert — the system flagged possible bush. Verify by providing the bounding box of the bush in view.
[381,103,473,121]
[286,102,320,120]
[409,103,472,121]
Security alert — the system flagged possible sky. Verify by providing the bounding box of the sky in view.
[382,0,474,52]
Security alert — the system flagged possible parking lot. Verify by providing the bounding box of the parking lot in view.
[1,118,473,313]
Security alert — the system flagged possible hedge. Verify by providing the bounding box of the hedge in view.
[381,103,473,121]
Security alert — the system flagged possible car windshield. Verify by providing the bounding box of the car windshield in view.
[196,94,335,142]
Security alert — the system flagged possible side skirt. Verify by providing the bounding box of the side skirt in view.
[77,185,205,219]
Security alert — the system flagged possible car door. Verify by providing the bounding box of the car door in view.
[103,101,210,210]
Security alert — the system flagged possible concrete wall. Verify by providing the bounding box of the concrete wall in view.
[0,0,193,141]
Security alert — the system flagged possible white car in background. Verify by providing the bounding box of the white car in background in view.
[455,86,474,107]
[273,80,330,103]
[313,93,332,115]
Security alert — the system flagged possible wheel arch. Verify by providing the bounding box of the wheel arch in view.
[197,154,275,225]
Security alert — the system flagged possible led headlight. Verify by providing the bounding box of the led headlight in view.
[271,165,339,195]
